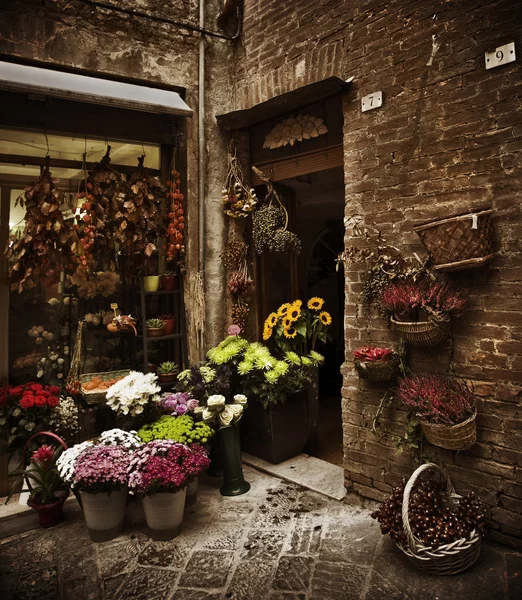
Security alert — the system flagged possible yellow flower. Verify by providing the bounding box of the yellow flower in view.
[319,311,332,326]
[288,304,301,322]
[282,316,293,330]
[307,297,325,311]
[277,303,293,318]
[293,300,302,308]
[283,327,297,339]
[263,325,272,341]
[265,312,278,329]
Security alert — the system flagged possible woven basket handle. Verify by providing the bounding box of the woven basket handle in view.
[22,431,68,467]
[401,462,456,553]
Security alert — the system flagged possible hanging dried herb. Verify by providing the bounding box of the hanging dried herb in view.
[7,164,78,293]
[115,155,166,270]
[165,169,185,265]
[221,140,257,218]
[252,195,301,255]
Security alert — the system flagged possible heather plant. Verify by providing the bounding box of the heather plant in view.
[398,375,475,425]
[128,440,210,495]
[381,280,468,318]
[74,444,131,493]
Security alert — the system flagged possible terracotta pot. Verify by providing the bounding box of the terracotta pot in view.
[160,275,177,290]
[162,318,176,336]
[158,373,177,384]
[143,276,160,292]
[80,489,127,542]
[146,327,164,338]
[142,489,186,540]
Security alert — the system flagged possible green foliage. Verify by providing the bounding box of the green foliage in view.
[157,361,178,375]
[146,318,165,329]
[138,414,215,444]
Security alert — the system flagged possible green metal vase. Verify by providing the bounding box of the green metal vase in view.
[218,424,250,497]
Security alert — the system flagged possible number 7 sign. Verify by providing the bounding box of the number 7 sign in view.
[361,91,383,112]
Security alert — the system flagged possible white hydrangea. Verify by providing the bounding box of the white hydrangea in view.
[105,371,161,417]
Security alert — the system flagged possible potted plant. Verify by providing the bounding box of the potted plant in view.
[160,270,177,291]
[158,314,176,335]
[398,374,477,450]
[353,346,400,382]
[105,371,161,428]
[380,279,468,347]
[157,361,179,384]
[145,318,165,337]
[128,440,209,540]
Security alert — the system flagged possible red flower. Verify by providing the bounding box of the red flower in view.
[47,396,59,407]
[34,395,47,406]
[20,395,35,409]
[32,445,54,467]
[30,383,43,391]
[0,394,8,406]
[50,386,60,395]
[9,386,24,395]
[353,347,394,362]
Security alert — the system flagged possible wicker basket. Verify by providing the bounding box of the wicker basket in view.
[80,370,131,405]
[397,463,482,575]
[414,208,494,272]
[354,355,400,382]
[421,410,477,450]
[390,312,450,347]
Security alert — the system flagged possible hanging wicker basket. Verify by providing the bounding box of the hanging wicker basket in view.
[354,355,400,382]
[420,410,477,450]
[396,463,482,575]
[414,208,494,272]
[390,311,450,347]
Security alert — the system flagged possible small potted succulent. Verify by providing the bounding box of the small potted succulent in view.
[157,361,179,384]
[160,270,177,291]
[145,318,165,337]
[158,314,176,336]
[353,346,400,382]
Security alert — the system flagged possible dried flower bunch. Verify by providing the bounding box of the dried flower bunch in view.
[223,238,254,331]
[138,414,214,444]
[381,280,468,319]
[165,170,185,264]
[372,476,485,549]
[115,155,166,271]
[69,270,120,299]
[7,165,78,292]
[398,375,475,425]
[253,203,301,254]
[221,141,257,218]
[105,371,161,417]
[128,440,210,495]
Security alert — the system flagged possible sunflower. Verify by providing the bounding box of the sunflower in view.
[319,311,332,326]
[282,316,293,330]
[293,299,302,308]
[288,304,301,322]
[307,297,324,311]
[277,303,293,318]
[265,312,278,328]
[283,327,298,339]
[262,325,273,341]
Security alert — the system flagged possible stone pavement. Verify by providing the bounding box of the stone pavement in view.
[1,465,521,600]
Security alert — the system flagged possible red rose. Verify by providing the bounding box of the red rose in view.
[34,395,47,406]
[20,396,35,409]
[50,386,60,395]
[47,396,59,407]
[10,386,24,395]
[30,384,43,391]
[0,394,8,406]
[40,390,51,397]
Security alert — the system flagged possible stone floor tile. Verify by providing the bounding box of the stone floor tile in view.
[272,555,314,591]
[95,538,141,577]
[171,592,222,600]
[270,594,306,600]
[11,566,59,600]
[137,540,190,569]
[179,550,234,588]
[251,484,301,530]
[506,552,522,600]
[225,558,276,599]
[320,518,381,563]
[311,560,369,600]
[287,514,323,555]
[112,566,178,600]
[242,529,287,560]
[202,523,245,550]
[102,574,127,600]
[62,574,102,600]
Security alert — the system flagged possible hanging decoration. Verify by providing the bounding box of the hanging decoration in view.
[6,161,78,293]
[221,140,258,218]
[263,114,328,149]
[165,169,185,265]
[223,239,254,332]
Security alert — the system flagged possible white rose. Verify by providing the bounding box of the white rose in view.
[207,395,226,409]
[230,404,244,421]
[202,408,214,422]
[233,394,247,406]
[218,405,234,427]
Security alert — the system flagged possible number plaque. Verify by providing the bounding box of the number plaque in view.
[361,91,383,112]
[485,42,516,70]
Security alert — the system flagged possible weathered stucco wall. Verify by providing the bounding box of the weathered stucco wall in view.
[0,0,233,360]
[235,0,522,549]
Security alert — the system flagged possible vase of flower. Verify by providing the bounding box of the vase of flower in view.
[142,489,186,540]
[80,489,128,541]
[218,424,250,497]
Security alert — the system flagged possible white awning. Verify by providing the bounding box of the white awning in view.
[0,61,192,117]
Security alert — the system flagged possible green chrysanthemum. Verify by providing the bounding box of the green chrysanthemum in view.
[284,351,301,365]
[273,360,289,376]
[301,356,312,367]
[200,366,216,383]
[237,360,254,375]
[264,370,281,384]
[309,350,325,365]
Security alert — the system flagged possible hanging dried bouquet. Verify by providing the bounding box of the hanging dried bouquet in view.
[221,140,258,218]
[6,162,78,293]
[165,169,185,266]
[223,239,255,331]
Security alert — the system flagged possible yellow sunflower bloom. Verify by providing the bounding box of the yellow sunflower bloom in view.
[293,300,302,308]
[307,297,325,311]
[277,303,293,318]
[283,327,298,339]
[319,311,332,326]
[288,305,301,322]
[265,312,278,329]
[263,325,273,341]
[282,316,293,330]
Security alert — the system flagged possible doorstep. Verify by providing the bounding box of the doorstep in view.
[243,452,347,501]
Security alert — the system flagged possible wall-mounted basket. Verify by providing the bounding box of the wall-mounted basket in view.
[354,356,400,382]
[414,208,494,272]
[390,311,450,347]
[420,409,477,451]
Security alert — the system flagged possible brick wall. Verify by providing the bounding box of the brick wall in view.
[236,0,522,548]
